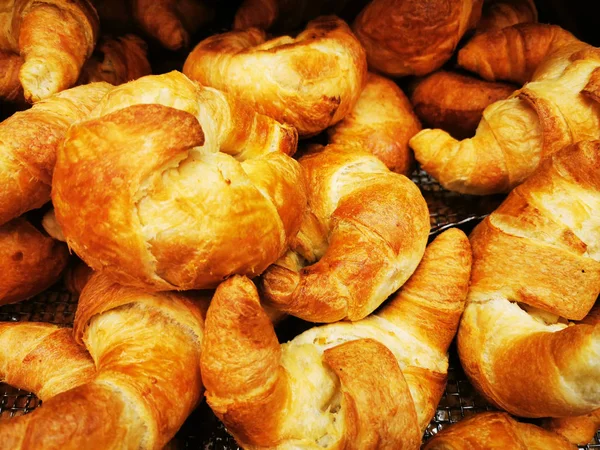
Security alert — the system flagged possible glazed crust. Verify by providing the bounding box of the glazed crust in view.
[202,229,471,449]
[0,218,69,306]
[329,72,421,174]
[352,0,483,76]
[543,410,600,446]
[183,16,367,137]
[52,72,306,291]
[458,140,600,417]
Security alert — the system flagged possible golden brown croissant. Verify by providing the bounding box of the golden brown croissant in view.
[261,143,429,322]
[543,410,600,446]
[0,82,112,226]
[352,0,483,77]
[410,25,600,195]
[52,71,306,291]
[410,70,515,139]
[328,72,421,174]
[0,0,99,102]
[78,34,151,86]
[183,16,367,137]
[132,0,214,50]
[0,323,94,402]
[0,217,69,307]
[477,0,537,32]
[202,228,471,449]
[0,51,23,102]
[423,412,576,450]
[0,273,207,449]
[458,140,600,418]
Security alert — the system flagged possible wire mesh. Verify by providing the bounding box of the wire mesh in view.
[0,170,597,448]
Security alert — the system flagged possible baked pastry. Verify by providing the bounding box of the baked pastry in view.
[52,71,306,291]
[0,51,23,102]
[0,217,69,307]
[0,82,112,226]
[261,143,429,322]
[477,0,537,32]
[183,16,367,137]
[233,0,350,31]
[352,0,483,77]
[78,34,151,86]
[0,0,99,102]
[544,409,600,446]
[202,228,471,448]
[458,140,600,417]
[328,72,421,174]
[0,323,95,402]
[132,0,214,50]
[410,70,514,139]
[0,273,206,449]
[423,412,575,449]
[410,25,600,195]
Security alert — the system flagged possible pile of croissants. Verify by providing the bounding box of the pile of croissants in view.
[1,0,599,448]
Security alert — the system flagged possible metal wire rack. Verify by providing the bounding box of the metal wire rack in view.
[1,170,598,448]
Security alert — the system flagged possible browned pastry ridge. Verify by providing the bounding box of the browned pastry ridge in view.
[261,144,430,322]
[544,410,600,446]
[0,0,99,102]
[132,0,214,50]
[52,71,307,291]
[410,70,515,139]
[410,24,600,195]
[477,0,538,33]
[202,229,471,449]
[183,16,367,137]
[423,412,576,449]
[0,82,112,227]
[352,0,483,77]
[0,218,69,307]
[458,140,600,418]
[0,273,207,450]
[78,34,152,86]
[329,72,421,174]
[0,50,23,102]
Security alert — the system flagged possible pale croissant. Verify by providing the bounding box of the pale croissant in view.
[0,273,206,449]
[0,0,99,102]
[423,412,575,449]
[329,72,421,175]
[52,71,306,291]
[410,24,600,195]
[183,16,367,137]
[202,229,471,449]
[458,140,600,418]
[261,143,429,322]
[0,82,112,226]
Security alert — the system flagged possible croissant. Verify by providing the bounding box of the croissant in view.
[543,409,600,446]
[202,228,471,449]
[183,16,367,137]
[261,144,429,322]
[477,0,538,32]
[0,51,23,102]
[352,0,483,77]
[410,70,514,139]
[77,35,151,86]
[0,217,69,307]
[52,71,306,291]
[0,82,112,227]
[458,140,600,418]
[328,72,421,174]
[132,0,214,50]
[410,25,600,195]
[0,0,99,102]
[423,412,575,449]
[0,273,207,449]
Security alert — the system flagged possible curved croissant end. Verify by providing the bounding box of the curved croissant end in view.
[183,16,367,137]
[543,409,600,446]
[477,0,538,33]
[262,145,429,322]
[458,23,581,85]
[17,0,99,102]
[233,0,278,30]
[328,72,421,175]
[410,46,600,195]
[423,412,576,450]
